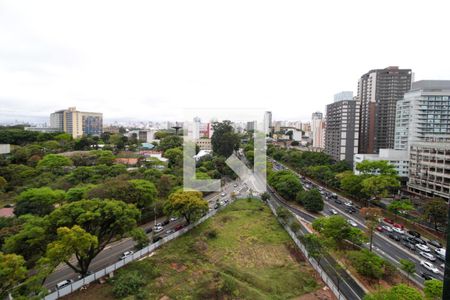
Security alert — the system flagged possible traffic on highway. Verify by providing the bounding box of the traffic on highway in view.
[271,159,446,285]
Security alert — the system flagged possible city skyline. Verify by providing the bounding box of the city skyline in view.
[2,1,450,122]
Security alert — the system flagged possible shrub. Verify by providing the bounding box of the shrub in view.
[111,271,145,298]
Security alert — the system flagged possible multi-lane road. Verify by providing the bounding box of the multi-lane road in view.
[44,179,244,291]
[271,159,445,285]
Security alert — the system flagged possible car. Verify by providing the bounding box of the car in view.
[435,248,446,260]
[330,193,338,199]
[145,227,153,234]
[233,183,238,187]
[414,237,427,245]
[334,199,342,204]
[420,272,438,281]
[161,219,170,226]
[220,192,226,197]
[416,244,431,252]
[344,201,353,207]
[393,223,404,229]
[408,230,421,238]
[388,233,401,241]
[384,218,394,225]
[405,236,417,244]
[165,229,175,236]
[154,225,164,233]
[224,198,229,203]
[347,219,358,227]
[420,260,439,274]
[169,216,179,222]
[441,263,445,269]
[77,271,93,279]
[392,227,405,234]
[119,251,134,260]
[174,224,184,231]
[152,236,162,243]
[56,279,73,290]
[404,242,416,251]
[329,209,338,215]
[428,240,442,248]
[382,225,393,232]
[419,251,436,261]
[213,203,220,209]
[376,225,383,232]
[155,222,163,227]
[219,200,226,206]
[345,208,354,214]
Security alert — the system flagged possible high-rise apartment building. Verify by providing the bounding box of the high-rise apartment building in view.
[311,112,325,149]
[50,107,103,138]
[264,111,272,134]
[395,80,450,200]
[395,80,450,150]
[357,66,412,154]
[325,92,359,163]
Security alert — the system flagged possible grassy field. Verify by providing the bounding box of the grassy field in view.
[66,198,323,300]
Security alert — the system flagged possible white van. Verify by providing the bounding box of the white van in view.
[56,279,72,290]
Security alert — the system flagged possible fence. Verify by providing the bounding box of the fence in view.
[44,198,238,300]
[266,198,349,300]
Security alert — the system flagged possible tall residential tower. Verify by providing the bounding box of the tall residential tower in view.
[357,66,412,154]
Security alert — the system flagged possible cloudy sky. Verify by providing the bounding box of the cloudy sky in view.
[1,0,450,123]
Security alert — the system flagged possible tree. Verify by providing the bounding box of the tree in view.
[348,249,386,281]
[36,154,73,174]
[164,147,183,169]
[387,200,414,220]
[339,171,368,200]
[364,284,423,300]
[300,233,326,264]
[87,179,157,210]
[42,225,98,276]
[298,189,324,212]
[14,187,65,217]
[423,198,448,231]
[211,121,240,157]
[164,190,208,224]
[45,199,141,276]
[424,279,443,300]
[399,259,416,284]
[360,207,382,251]
[268,170,303,200]
[312,215,365,248]
[158,135,183,152]
[0,252,28,299]
[65,185,95,202]
[362,175,400,202]
[356,160,398,176]
[0,176,7,192]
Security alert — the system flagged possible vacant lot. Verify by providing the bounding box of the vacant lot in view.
[67,198,323,300]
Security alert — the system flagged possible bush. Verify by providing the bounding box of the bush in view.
[111,271,145,298]
[298,189,324,212]
[348,250,386,280]
[290,221,301,233]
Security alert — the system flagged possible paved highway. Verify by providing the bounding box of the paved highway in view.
[44,180,242,291]
[272,159,445,285]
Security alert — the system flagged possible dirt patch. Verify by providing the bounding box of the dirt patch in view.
[296,286,337,300]
[170,262,187,272]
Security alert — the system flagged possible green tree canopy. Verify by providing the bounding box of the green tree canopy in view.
[14,187,65,217]
[164,190,208,224]
[423,198,448,231]
[45,199,141,275]
[211,121,240,157]
[297,189,324,212]
[424,279,443,300]
[0,252,28,299]
[268,170,303,200]
[356,160,398,176]
[159,135,183,152]
[37,154,73,174]
[312,215,365,248]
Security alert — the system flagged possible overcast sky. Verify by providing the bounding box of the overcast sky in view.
[1,0,450,123]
